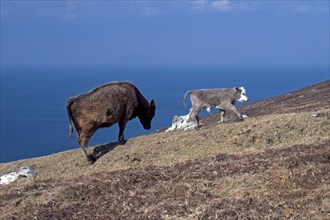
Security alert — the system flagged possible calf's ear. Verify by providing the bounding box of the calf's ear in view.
[235,87,242,93]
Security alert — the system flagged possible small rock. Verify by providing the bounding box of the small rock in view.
[18,167,36,177]
[0,167,37,185]
[0,172,19,185]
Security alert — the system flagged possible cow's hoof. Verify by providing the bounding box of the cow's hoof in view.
[87,155,96,164]
[119,139,127,145]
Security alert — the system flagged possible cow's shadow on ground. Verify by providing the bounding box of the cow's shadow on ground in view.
[92,141,122,160]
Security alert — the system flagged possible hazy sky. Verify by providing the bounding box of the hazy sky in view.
[1,0,329,66]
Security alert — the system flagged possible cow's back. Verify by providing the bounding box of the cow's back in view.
[69,82,139,127]
[192,89,235,105]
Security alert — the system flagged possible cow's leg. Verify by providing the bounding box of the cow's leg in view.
[189,107,201,129]
[78,133,95,162]
[118,118,128,144]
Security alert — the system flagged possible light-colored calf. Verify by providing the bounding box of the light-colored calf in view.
[183,87,248,129]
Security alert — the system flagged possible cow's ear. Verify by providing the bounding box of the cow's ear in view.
[150,99,155,107]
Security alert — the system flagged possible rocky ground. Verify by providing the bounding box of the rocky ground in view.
[0,80,329,220]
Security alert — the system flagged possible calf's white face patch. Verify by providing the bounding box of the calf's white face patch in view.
[238,87,249,102]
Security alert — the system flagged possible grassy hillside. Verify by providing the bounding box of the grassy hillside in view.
[1,80,329,219]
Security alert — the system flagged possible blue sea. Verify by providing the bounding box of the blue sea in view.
[1,65,329,162]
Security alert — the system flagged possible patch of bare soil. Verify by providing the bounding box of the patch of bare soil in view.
[1,141,329,219]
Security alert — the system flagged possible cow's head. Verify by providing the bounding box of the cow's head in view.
[139,99,156,130]
[235,87,249,102]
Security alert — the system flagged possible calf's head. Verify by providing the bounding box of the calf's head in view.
[236,87,249,102]
[138,100,156,130]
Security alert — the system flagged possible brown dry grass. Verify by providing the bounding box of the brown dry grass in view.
[0,141,329,219]
[0,81,329,219]
[1,110,329,182]
[0,110,329,219]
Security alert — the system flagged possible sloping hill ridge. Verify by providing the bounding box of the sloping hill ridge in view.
[201,80,330,126]
[0,80,329,219]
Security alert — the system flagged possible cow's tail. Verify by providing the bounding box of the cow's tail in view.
[183,91,192,107]
[66,99,76,138]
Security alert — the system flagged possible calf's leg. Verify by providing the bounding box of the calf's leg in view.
[215,106,225,123]
[189,107,201,129]
[226,104,243,121]
[219,110,225,123]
